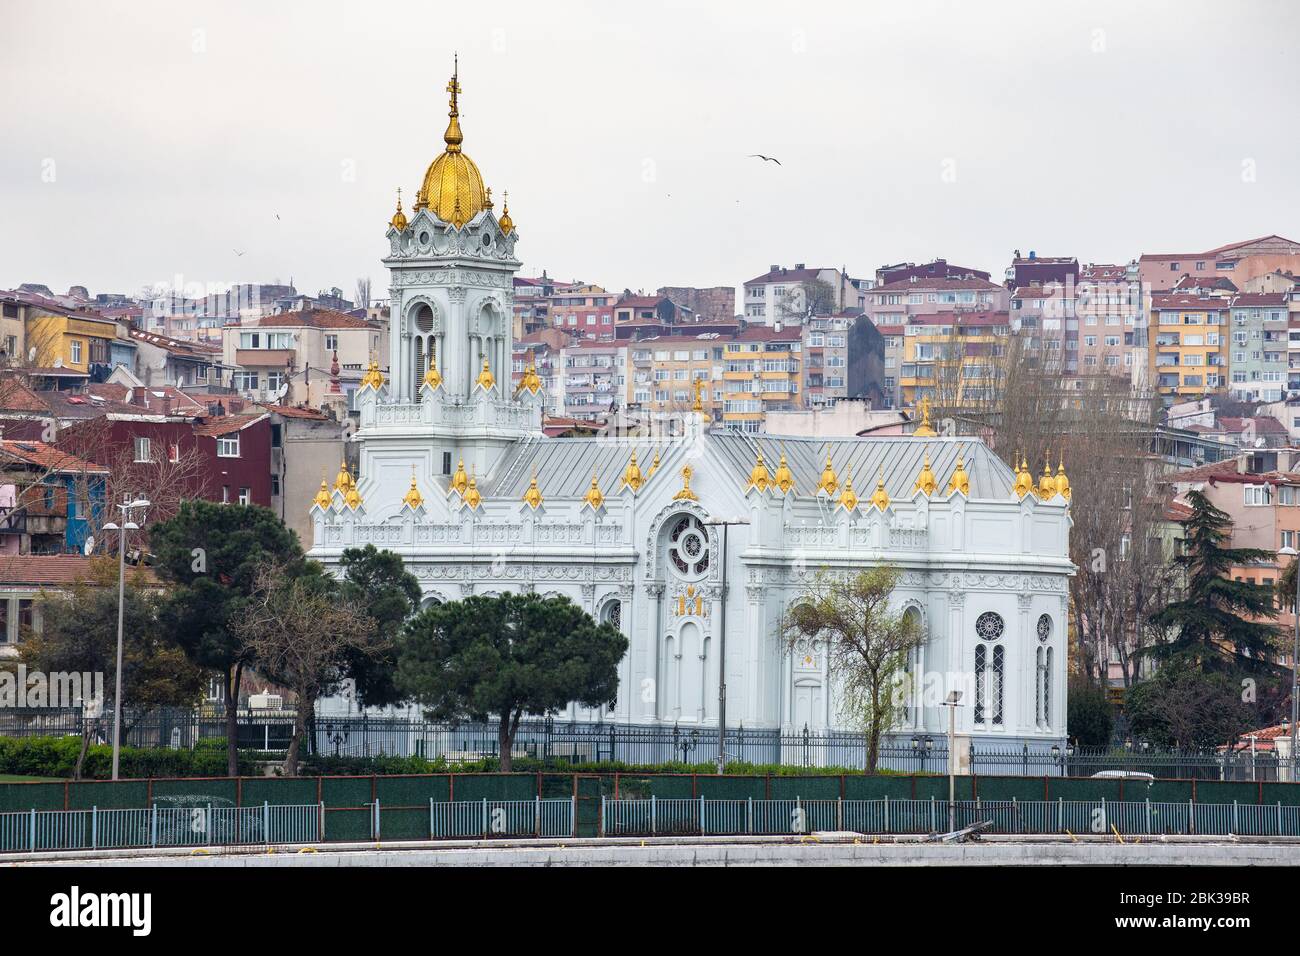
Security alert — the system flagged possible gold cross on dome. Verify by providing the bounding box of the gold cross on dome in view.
[446,56,461,111]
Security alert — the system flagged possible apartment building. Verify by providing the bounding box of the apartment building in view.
[876,259,990,286]
[721,324,802,431]
[627,334,724,420]
[802,315,851,407]
[555,339,627,420]
[1139,235,1300,294]
[1227,293,1290,402]
[1010,283,1077,374]
[876,320,906,409]
[1077,262,1141,378]
[1005,252,1078,289]
[743,265,858,324]
[1147,294,1230,403]
[897,312,1011,408]
[865,275,1009,327]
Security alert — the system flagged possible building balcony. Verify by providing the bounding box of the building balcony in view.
[235,349,296,367]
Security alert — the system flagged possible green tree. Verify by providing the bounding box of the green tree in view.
[1066,677,1114,747]
[150,501,305,775]
[395,593,627,772]
[1146,489,1281,674]
[337,545,421,708]
[783,566,922,774]
[1125,664,1254,748]
[16,557,204,777]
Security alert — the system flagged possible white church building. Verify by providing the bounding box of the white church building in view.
[307,64,1074,754]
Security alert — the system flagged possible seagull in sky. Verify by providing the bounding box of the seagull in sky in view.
[749,154,782,165]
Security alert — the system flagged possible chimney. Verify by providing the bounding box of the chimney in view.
[769,264,780,272]
[794,263,805,270]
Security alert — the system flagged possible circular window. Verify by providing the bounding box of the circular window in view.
[1036,613,1052,642]
[601,601,621,629]
[413,304,435,333]
[418,230,431,245]
[667,515,710,578]
[975,611,1004,641]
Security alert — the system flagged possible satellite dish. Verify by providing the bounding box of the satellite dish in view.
[277,382,289,399]
[83,535,95,556]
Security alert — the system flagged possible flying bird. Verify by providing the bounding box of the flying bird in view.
[749,154,782,165]
[233,249,246,256]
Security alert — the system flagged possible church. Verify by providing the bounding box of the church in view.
[307,63,1075,753]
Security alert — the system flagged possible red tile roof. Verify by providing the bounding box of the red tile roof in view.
[194,413,268,437]
[253,309,373,329]
[1151,294,1232,310]
[0,555,157,587]
[745,267,829,286]
[0,439,108,474]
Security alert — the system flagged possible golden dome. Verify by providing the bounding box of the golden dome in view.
[390,187,408,233]
[913,453,937,497]
[838,468,859,512]
[868,468,890,511]
[582,471,605,511]
[344,483,363,511]
[414,62,488,229]
[1038,454,1056,500]
[912,396,937,437]
[359,358,385,391]
[312,478,332,512]
[334,460,352,494]
[817,453,839,496]
[475,358,496,392]
[620,451,645,493]
[516,362,542,395]
[745,452,772,494]
[402,469,424,511]
[462,475,482,510]
[498,191,515,235]
[422,360,443,391]
[773,453,795,495]
[522,472,543,510]
[672,464,699,501]
[1013,454,1035,499]
[1055,458,1071,501]
[449,458,468,497]
[947,455,970,497]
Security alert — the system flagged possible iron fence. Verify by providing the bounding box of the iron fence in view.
[1,708,1292,780]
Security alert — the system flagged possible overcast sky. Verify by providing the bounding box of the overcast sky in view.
[2,0,1298,304]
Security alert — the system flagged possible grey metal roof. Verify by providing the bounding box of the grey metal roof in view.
[483,431,1015,500]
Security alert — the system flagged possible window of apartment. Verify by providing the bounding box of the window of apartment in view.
[133,436,151,463]
[235,371,258,391]
[221,485,230,504]
[270,474,280,497]
[69,340,83,364]
[1244,484,1272,506]
[325,334,338,351]
[217,435,241,458]
[1282,530,1297,550]
[238,487,251,505]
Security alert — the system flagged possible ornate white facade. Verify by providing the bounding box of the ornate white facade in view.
[308,67,1075,749]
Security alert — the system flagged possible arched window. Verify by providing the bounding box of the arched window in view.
[600,599,622,630]
[410,303,437,400]
[974,612,1005,728]
[666,514,710,579]
[974,644,986,724]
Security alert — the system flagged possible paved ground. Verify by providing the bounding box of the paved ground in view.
[8,834,1300,866]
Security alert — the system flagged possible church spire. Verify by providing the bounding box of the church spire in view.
[444,54,463,152]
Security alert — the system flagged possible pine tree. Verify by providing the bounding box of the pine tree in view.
[1147,489,1282,673]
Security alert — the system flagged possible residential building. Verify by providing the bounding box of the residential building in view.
[0,439,107,555]
[1226,293,1290,402]
[129,328,229,388]
[802,314,851,407]
[656,286,736,323]
[1077,262,1141,379]
[25,310,116,378]
[556,339,627,420]
[721,323,802,431]
[1005,252,1078,289]
[743,265,859,324]
[627,333,726,421]
[898,312,1012,408]
[876,259,990,286]
[865,275,1010,328]
[1147,294,1229,403]
[1139,235,1300,294]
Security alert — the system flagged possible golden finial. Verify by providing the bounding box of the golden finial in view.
[344,482,363,510]
[462,473,482,510]
[498,190,514,234]
[947,454,970,496]
[422,356,443,390]
[359,356,385,391]
[646,448,661,478]
[1054,456,1071,501]
[838,467,859,512]
[449,457,468,497]
[402,468,424,510]
[912,395,937,437]
[691,378,705,416]
[913,452,937,496]
[390,187,408,232]
[475,357,496,392]
[312,477,332,511]
[582,470,605,510]
[522,470,543,510]
[1013,453,1034,499]
[620,450,645,493]
[334,459,352,494]
[868,467,890,511]
[484,186,493,210]
[1038,452,1056,500]
[443,55,463,152]
[816,453,839,496]
[673,464,699,501]
[516,361,541,395]
[745,451,772,494]
[773,452,796,495]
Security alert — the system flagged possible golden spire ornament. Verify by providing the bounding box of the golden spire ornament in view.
[516,362,542,395]
[912,395,937,437]
[475,357,496,392]
[620,450,645,493]
[691,378,705,416]
[1038,453,1056,500]
[646,448,661,478]
[868,467,890,511]
[913,452,937,496]
[1054,456,1071,501]
[522,471,543,510]
[498,190,514,235]
[422,359,443,391]
[1014,454,1034,499]
[402,468,424,510]
[838,467,859,512]
[359,356,385,391]
[673,464,699,501]
[462,474,482,510]
[344,481,363,510]
[745,451,772,494]
[449,457,469,497]
[390,187,408,232]
[773,452,796,495]
[947,454,970,496]
[817,453,839,496]
[582,470,605,510]
[334,459,352,494]
[312,477,332,511]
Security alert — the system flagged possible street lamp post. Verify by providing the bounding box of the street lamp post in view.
[942,690,963,832]
[1276,545,1300,781]
[704,517,749,773]
[103,495,151,781]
